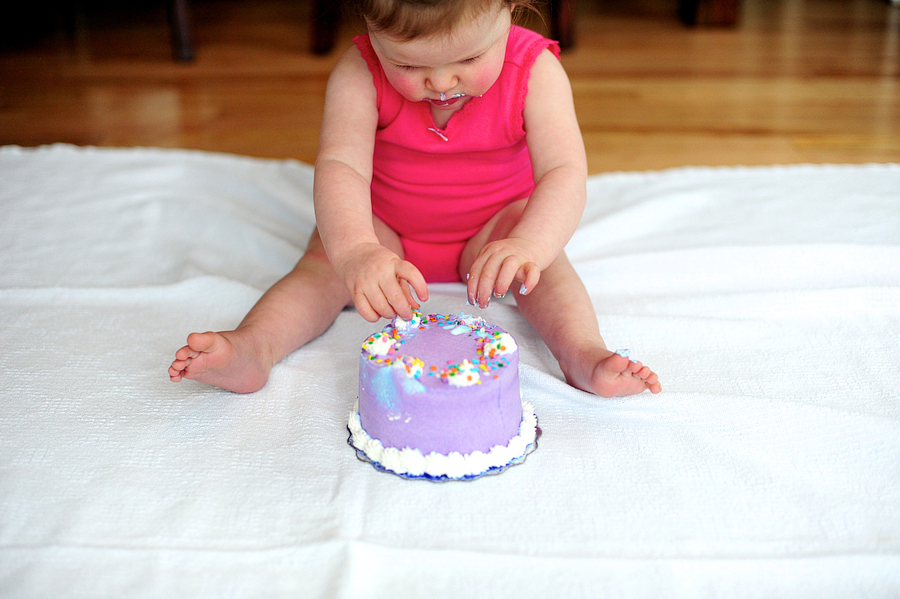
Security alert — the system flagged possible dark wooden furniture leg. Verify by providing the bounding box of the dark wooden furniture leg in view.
[548,0,741,52]
[311,0,341,55]
[549,0,578,50]
[679,0,740,26]
[167,0,195,62]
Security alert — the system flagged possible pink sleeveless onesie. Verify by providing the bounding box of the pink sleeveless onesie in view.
[354,26,561,282]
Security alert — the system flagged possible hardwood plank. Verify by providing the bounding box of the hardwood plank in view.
[0,0,897,172]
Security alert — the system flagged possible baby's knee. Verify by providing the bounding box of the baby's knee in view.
[299,228,334,265]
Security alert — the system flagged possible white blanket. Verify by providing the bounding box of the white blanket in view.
[1,144,898,598]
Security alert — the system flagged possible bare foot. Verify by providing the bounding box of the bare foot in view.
[561,348,661,398]
[168,329,273,394]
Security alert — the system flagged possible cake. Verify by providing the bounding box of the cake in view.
[348,311,539,481]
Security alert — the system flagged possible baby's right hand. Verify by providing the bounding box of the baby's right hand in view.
[336,243,428,322]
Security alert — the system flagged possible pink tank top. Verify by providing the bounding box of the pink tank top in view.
[354,26,561,246]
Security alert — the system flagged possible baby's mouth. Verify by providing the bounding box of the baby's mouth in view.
[426,93,466,108]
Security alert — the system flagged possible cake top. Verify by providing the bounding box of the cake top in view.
[361,311,517,389]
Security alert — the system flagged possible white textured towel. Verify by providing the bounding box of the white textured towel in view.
[1,145,898,598]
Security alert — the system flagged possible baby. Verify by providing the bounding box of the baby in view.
[169,0,660,397]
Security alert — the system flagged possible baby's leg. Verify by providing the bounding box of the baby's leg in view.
[168,228,350,393]
[169,219,404,393]
[515,252,661,397]
[460,202,660,397]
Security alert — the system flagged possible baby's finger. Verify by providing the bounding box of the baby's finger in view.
[353,292,383,323]
[465,257,485,306]
[397,261,429,304]
[390,265,425,321]
[516,262,541,296]
[398,283,417,316]
[476,254,505,308]
[494,257,523,298]
[363,280,401,321]
[380,278,412,320]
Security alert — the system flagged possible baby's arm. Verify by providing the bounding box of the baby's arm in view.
[467,49,588,306]
[315,46,428,321]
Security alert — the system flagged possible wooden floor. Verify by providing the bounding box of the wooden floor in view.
[1,0,898,172]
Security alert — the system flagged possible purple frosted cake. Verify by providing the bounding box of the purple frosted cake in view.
[348,311,539,481]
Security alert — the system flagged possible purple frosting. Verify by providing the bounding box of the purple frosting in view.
[358,313,522,455]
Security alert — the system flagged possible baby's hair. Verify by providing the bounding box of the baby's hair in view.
[356,0,540,41]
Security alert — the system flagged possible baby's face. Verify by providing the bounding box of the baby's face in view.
[369,6,511,114]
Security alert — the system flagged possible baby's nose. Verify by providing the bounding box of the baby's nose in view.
[427,69,458,94]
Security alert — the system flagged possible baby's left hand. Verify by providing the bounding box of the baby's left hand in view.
[467,237,542,308]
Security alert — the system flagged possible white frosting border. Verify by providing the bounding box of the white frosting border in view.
[348,400,539,481]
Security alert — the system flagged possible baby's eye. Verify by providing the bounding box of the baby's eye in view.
[394,64,418,71]
[462,55,482,64]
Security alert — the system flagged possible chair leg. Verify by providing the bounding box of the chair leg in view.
[167,0,194,62]
[311,0,340,55]
[679,0,740,26]
[550,0,577,50]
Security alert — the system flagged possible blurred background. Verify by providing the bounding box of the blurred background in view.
[1,0,897,172]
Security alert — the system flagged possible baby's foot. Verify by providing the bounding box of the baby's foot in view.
[168,329,272,394]
[562,347,661,397]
